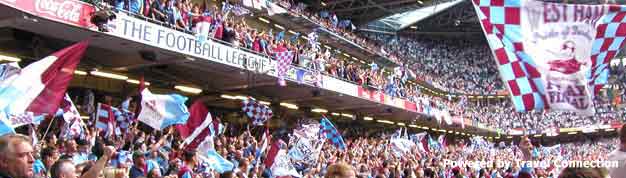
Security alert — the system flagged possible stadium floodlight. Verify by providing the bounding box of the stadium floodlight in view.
[331,112,340,116]
[126,79,151,86]
[408,124,418,128]
[288,30,297,35]
[397,122,405,126]
[312,108,328,113]
[605,128,616,132]
[533,134,542,137]
[258,17,270,23]
[279,102,298,110]
[175,85,202,94]
[568,132,577,135]
[447,130,454,133]
[74,70,88,76]
[417,1,423,4]
[363,116,374,121]
[410,26,417,29]
[259,101,271,105]
[90,70,128,80]
[321,1,326,6]
[0,54,21,62]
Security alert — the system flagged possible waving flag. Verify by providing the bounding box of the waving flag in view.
[266,1,287,16]
[179,100,212,149]
[255,128,270,167]
[59,94,84,138]
[179,100,223,149]
[271,150,302,178]
[410,132,429,153]
[307,31,319,51]
[242,97,273,125]
[472,0,626,115]
[201,150,234,173]
[232,5,251,16]
[0,41,87,130]
[195,135,234,173]
[390,136,415,157]
[96,103,116,137]
[137,89,190,130]
[319,117,346,150]
[275,50,294,86]
[0,63,20,81]
[438,135,447,150]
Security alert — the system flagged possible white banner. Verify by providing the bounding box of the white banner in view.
[109,13,275,74]
[520,0,607,115]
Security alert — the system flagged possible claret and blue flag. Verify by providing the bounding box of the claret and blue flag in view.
[472,0,626,115]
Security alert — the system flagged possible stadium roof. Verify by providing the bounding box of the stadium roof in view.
[371,0,464,31]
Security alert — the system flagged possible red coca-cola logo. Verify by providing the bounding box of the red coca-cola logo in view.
[0,0,17,5]
[35,0,82,23]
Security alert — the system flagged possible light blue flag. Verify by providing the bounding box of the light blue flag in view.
[275,31,285,41]
[0,114,15,136]
[201,150,234,173]
[137,89,190,130]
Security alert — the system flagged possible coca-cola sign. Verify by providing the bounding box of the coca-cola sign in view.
[0,0,95,28]
[35,0,82,23]
[0,0,17,5]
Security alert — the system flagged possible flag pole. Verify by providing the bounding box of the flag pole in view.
[40,115,55,142]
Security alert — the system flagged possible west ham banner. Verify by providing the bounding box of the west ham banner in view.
[472,0,626,115]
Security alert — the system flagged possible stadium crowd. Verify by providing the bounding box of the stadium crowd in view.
[86,0,626,134]
[454,93,626,132]
[0,105,620,178]
[361,33,506,95]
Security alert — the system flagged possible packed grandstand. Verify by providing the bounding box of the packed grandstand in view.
[0,0,625,178]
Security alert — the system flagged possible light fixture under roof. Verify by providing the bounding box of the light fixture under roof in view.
[175,85,202,94]
[126,79,151,86]
[376,120,394,124]
[74,70,88,75]
[274,24,285,30]
[90,70,128,80]
[0,54,21,62]
[258,17,270,23]
[363,116,374,121]
[259,101,271,105]
[312,108,328,113]
[280,102,298,110]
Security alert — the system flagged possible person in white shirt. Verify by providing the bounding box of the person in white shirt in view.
[609,124,626,178]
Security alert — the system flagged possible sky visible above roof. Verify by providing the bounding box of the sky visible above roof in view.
[372,0,464,31]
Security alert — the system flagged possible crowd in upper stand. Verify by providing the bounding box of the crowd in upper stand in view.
[456,94,626,132]
[362,33,506,95]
